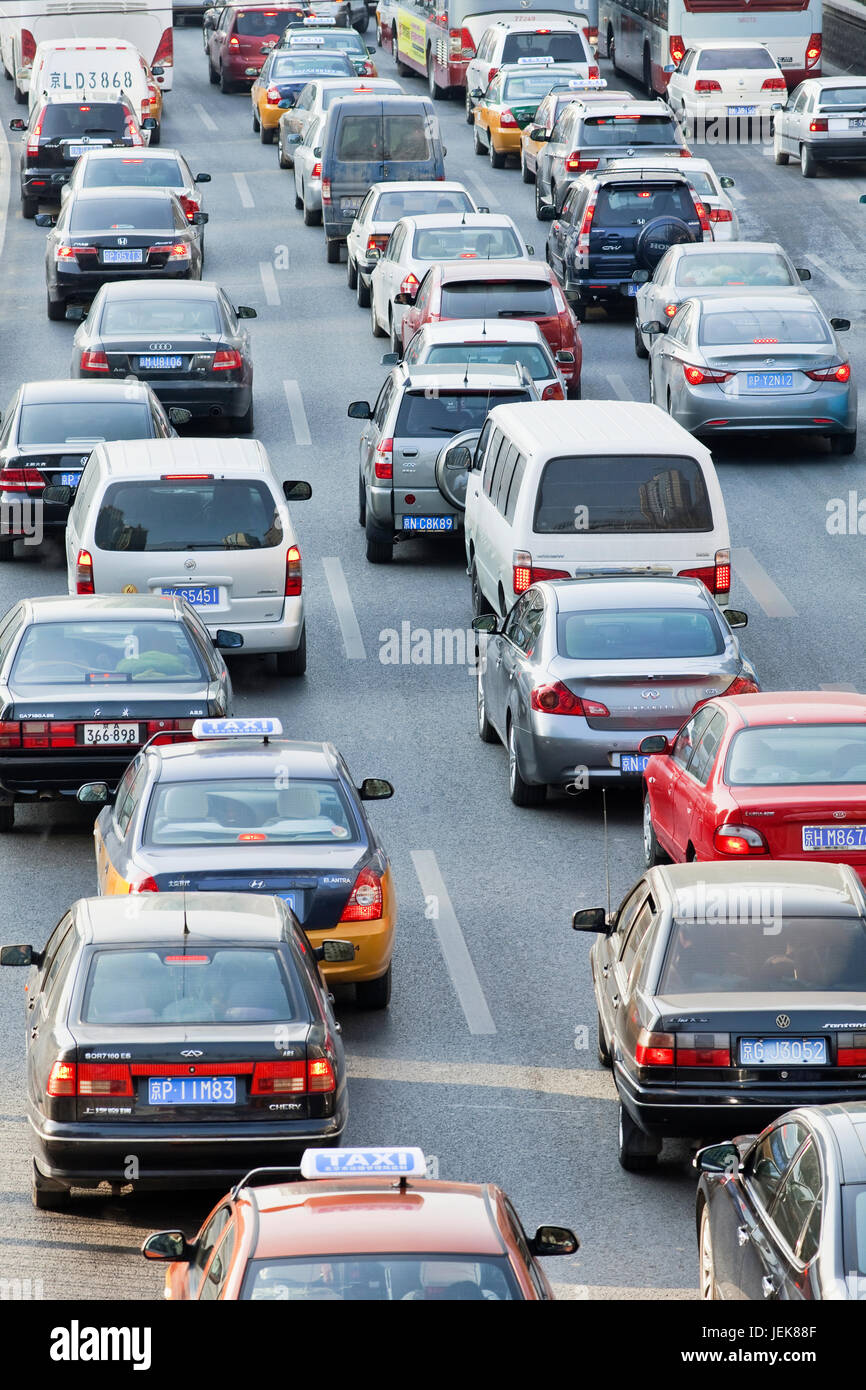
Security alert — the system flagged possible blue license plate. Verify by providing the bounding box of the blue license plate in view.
[727,105,756,116]
[745,372,794,391]
[102,248,143,264]
[803,824,866,850]
[620,754,650,773]
[626,283,638,296]
[278,893,296,911]
[739,1037,827,1066]
[138,355,184,370]
[148,1076,237,1104]
[162,585,219,606]
[402,516,455,531]
[59,472,80,488]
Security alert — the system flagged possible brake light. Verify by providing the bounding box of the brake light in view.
[573,194,596,269]
[373,437,393,480]
[694,79,721,93]
[251,1061,306,1094]
[27,112,44,158]
[360,60,375,76]
[683,364,731,386]
[229,35,239,47]
[713,824,768,855]
[499,107,517,128]
[806,363,850,382]
[680,550,730,597]
[663,303,679,318]
[165,243,190,260]
[76,549,94,594]
[512,550,570,592]
[565,150,598,172]
[212,348,243,371]
[723,675,759,697]
[79,1064,133,1097]
[692,200,711,235]
[126,114,144,147]
[366,233,389,255]
[837,1034,866,1065]
[79,348,109,372]
[635,1029,674,1066]
[285,544,302,597]
[676,1034,730,1067]
[530,682,609,717]
[20,722,76,749]
[588,64,600,80]
[670,35,685,65]
[806,33,821,67]
[322,176,331,204]
[458,27,475,57]
[178,194,199,222]
[129,876,159,893]
[308,1058,336,1093]
[0,722,21,749]
[761,77,786,91]
[400,272,420,298]
[0,467,45,492]
[809,117,828,132]
[266,85,282,104]
[21,27,36,66]
[709,208,732,223]
[47,1061,76,1097]
[487,66,498,83]
[340,866,383,922]
[153,26,173,70]
[541,382,565,400]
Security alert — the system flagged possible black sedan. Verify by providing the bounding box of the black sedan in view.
[38,187,206,320]
[70,281,256,433]
[696,1103,866,1300]
[0,892,349,1208]
[573,860,866,1172]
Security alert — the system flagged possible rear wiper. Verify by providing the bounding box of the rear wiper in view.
[82,127,116,136]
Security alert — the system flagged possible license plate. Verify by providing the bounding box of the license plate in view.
[278,893,296,910]
[161,586,219,606]
[626,283,638,296]
[148,1076,237,1105]
[341,198,362,214]
[745,372,794,391]
[67,144,91,157]
[727,105,756,116]
[83,722,139,745]
[850,117,866,129]
[102,249,143,264]
[803,824,866,850]
[739,1037,827,1066]
[138,355,184,370]
[620,753,649,773]
[402,516,455,531]
[58,472,80,488]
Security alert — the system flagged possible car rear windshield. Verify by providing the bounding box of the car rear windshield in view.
[235,9,297,35]
[94,480,282,551]
[271,52,353,76]
[413,226,522,259]
[674,251,794,288]
[69,196,175,232]
[678,169,716,197]
[501,31,588,64]
[17,401,152,445]
[596,184,696,226]
[699,307,831,346]
[373,189,473,219]
[557,609,723,660]
[396,389,529,438]
[659,917,866,994]
[440,280,556,318]
[503,72,577,101]
[145,778,359,846]
[422,343,552,380]
[583,114,679,145]
[820,86,866,107]
[533,455,713,533]
[241,1255,522,1301]
[11,619,205,685]
[696,47,776,69]
[39,102,128,138]
[99,297,222,334]
[82,156,186,189]
[80,947,300,1024]
[335,114,432,161]
[726,724,866,786]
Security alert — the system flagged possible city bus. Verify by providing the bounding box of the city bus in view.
[377,0,599,100]
[0,0,173,101]
[597,0,821,97]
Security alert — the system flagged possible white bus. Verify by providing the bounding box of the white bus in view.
[598,0,821,97]
[0,0,173,101]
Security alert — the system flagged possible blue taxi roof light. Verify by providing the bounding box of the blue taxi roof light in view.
[300,1147,427,1180]
[191,717,283,740]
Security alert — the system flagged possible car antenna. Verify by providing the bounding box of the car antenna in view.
[481,319,487,337]
[602,788,611,920]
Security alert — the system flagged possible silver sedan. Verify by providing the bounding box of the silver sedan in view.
[646,294,857,453]
[473,576,756,807]
[292,115,324,225]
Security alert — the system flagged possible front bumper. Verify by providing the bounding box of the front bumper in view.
[675,381,857,437]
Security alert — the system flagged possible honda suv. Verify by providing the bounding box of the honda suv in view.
[543,167,711,320]
[10,95,150,218]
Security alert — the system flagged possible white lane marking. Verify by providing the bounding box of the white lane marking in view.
[283,379,311,446]
[194,103,218,132]
[726,185,745,203]
[322,557,366,660]
[259,260,280,306]
[761,143,774,158]
[347,1054,614,1097]
[552,1283,698,1301]
[466,173,500,208]
[608,374,633,400]
[0,111,9,259]
[807,252,857,292]
[820,682,858,691]
[409,852,497,1036]
[731,547,797,618]
[233,172,254,209]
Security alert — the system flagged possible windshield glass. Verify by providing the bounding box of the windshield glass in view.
[502,72,574,101]
[557,609,723,660]
[82,157,186,189]
[675,251,794,287]
[501,31,588,63]
[95,480,282,552]
[726,725,866,786]
[235,9,297,35]
[11,620,205,685]
[699,307,831,346]
[396,389,529,438]
[660,917,866,993]
[288,31,364,52]
[18,401,151,445]
[413,226,522,259]
[40,102,128,138]
[81,947,299,1024]
[596,184,696,226]
[69,196,174,232]
[100,298,222,334]
[144,778,359,846]
[533,455,713,533]
[241,1255,522,1301]
[270,52,354,76]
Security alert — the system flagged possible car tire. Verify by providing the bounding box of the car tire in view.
[347,255,358,289]
[47,293,65,321]
[365,523,393,564]
[326,238,341,263]
[566,373,581,400]
[303,198,321,227]
[370,296,386,337]
[609,30,619,74]
[465,88,474,124]
[800,143,817,177]
[0,803,14,831]
[597,1011,612,1068]
[394,43,411,77]
[521,149,534,184]
[355,9,370,35]
[13,79,25,105]
[231,400,254,434]
[21,196,37,219]
[634,317,648,359]
[427,51,448,101]
[471,561,493,617]
[356,272,370,308]
[358,474,367,526]
[31,1160,70,1210]
[488,136,505,169]
[508,722,546,807]
[208,59,219,85]
[473,122,486,155]
[643,794,668,867]
[280,142,293,171]
[220,66,234,94]
[150,123,161,146]
[831,430,857,455]
[618,1102,659,1172]
[699,1204,718,1300]
[389,315,402,356]
[355,964,391,1009]
[260,122,274,145]
[773,130,789,164]
[275,624,306,677]
[476,665,498,744]
[294,187,303,209]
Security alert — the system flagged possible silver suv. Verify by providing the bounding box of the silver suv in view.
[348,363,538,564]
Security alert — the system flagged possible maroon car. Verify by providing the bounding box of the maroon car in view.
[206,4,310,93]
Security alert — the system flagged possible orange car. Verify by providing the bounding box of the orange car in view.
[143,1148,579,1300]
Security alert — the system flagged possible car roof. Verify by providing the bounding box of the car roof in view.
[605,155,717,174]
[692,292,822,314]
[19,377,155,403]
[571,98,671,115]
[483,400,713,460]
[70,186,175,201]
[497,62,590,77]
[803,1105,866,1184]
[403,213,516,229]
[488,14,581,28]
[670,240,787,257]
[74,891,289,944]
[368,180,469,195]
[689,39,773,49]
[544,575,711,612]
[151,738,343,782]
[809,75,866,87]
[96,279,221,301]
[718,690,866,723]
[311,77,402,91]
[398,364,531,388]
[24,593,187,623]
[90,437,271,477]
[435,257,547,282]
[413,319,548,345]
[653,860,866,918]
[592,168,692,185]
[41,91,131,106]
[248,1179,505,1258]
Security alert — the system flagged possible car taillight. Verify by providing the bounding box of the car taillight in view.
[373,437,393,480]
[670,35,685,64]
[0,722,21,749]
[635,1029,674,1066]
[212,348,243,371]
[251,1061,306,1094]
[20,722,76,749]
[79,1064,133,1096]
[126,115,144,146]
[311,160,322,178]
[692,200,712,235]
[21,28,36,65]
[588,64,600,80]
[806,33,821,67]
[806,363,850,382]
[530,682,610,717]
[340,866,383,922]
[321,176,331,203]
[76,548,94,594]
[458,27,475,57]
[487,66,498,83]
[565,150,598,172]
[266,85,281,104]
[360,61,375,75]
[400,272,420,298]
[713,824,768,855]
[761,77,787,91]
[683,364,732,385]
[694,79,721,93]
[541,382,565,400]
[229,35,240,48]
[80,348,109,372]
[676,1034,730,1067]
[709,208,732,224]
[56,244,94,261]
[129,876,159,893]
[163,243,190,260]
[837,1034,866,1065]
[366,233,389,255]
[664,302,679,318]
[809,117,828,132]
[178,193,199,221]
[512,550,570,592]
[308,1057,336,1093]
[499,107,517,128]
[680,548,730,597]
[285,544,302,596]
[573,195,596,268]
[0,467,44,492]
[47,1061,76,1097]
[153,26,173,70]
[26,113,43,157]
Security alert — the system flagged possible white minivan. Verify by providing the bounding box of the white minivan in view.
[29,39,161,138]
[463,401,731,618]
[60,438,312,675]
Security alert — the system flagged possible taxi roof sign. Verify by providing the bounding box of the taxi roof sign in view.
[304,13,336,21]
[517,55,554,64]
[191,717,283,739]
[300,1147,427,1180]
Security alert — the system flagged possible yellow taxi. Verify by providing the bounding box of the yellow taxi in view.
[140,59,165,143]
[473,62,601,168]
[80,717,399,1009]
[250,43,357,143]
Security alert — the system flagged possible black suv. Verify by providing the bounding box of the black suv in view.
[543,167,709,320]
[10,95,152,218]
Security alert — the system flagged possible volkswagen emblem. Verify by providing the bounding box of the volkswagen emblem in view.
[834,811,847,819]
[775,1014,790,1030]
[641,690,660,699]
[184,558,196,570]
[181,1050,203,1057]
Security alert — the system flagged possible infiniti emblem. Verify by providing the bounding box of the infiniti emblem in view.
[776,1014,790,1029]
[641,690,660,699]
[184,558,196,570]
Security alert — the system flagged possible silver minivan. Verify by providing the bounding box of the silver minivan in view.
[60,438,312,675]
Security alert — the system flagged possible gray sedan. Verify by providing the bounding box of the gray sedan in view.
[646,294,857,453]
[292,115,324,224]
[472,576,755,807]
[774,77,866,178]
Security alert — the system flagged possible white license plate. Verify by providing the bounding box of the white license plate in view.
[83,722,139,745]
[67,144,90,157]
[341,198,362,214]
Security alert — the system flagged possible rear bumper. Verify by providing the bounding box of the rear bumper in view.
[51,266,195,302]
[488,126,522,154]
[564,273,635,307]
[618,1073,866,1139]
[0,751,147,799]
[123,376,252,421]
[22,167,71,200]
[803,138,866,162]
[0,491,69,533]
[202,601,304,655]
[676,383,857,437]
[516,715,682,787]
[310,910,396,984]
[224,53,264,83]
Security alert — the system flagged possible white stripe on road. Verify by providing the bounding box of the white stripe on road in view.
[807,252,857,292]
[194,102,218,132]
[347,1054,614,1097]
[731,547,797,618]
[820,682,858,691]
[283,379,311,446]
[410,852,497,1036]
[232,172,254,209]
[551,1283,698,1301]
[608,374,633,400]
[258,260,280,306]
[466,174,500,209]
[322,557,366,660]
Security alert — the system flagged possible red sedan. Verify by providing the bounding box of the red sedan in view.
[395,259,582,398]
[641,692,866,882]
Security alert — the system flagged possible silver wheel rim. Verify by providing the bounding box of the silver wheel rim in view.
[699,1210,714,1300]
[477,669,486,732]
[508,727,517,791]
[643,798,653,862]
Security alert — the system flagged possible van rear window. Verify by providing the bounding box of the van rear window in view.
[440,281,556,318]
[532,455,713,533]
[596,184,696,226]
[335,114,432,161]
[234,9,297,35]
[94,480,283,551]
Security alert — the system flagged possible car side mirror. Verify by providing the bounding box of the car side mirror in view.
[831,317,851,331]
[9,118,26,131]
[639,734,669,755]
[525,243,534,255]
[632,268,650,284]
[195,172,212,182]
[693,1141,741,1175]
[142,1231,193,1262]
[380,352,399,365]
[0,943,41,967]
[143,117,157,130]
[313,147,322,158]
[771,102,783,112]
[472,614,499,634]
[725,609,748,629]
[393,290,416,305]
[527,125,548,141]
[537,203,556,221]
[663,63,677,73]
[283,479,312,501]
[77,781,110,804]
[41,485,73,505]
[347,400,372,419]
[316,939,356,963]
[151,65,165,78]
[235,305,257,319]
[34,213,56,227]
[444,443,472,473]
[555,350,574,364]
[65,305,86,322]
[572,907,608,934]
[719,176,734,189]
[528,1225,579,1257]
[640,320,663,336]
[214,629,244,650]
[796,267,811,279]
[168,407,192,425]
[358,777,394,800]
[477,205,489,213]
[192,211,209,225]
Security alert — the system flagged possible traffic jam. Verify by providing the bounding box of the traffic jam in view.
[0,0,865,1318]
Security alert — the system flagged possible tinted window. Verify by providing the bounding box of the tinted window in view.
[772,1142,822,1256]
[620,900,654,974]
[696,47,776,68]
[373,189,473,220]
[99,297,222,334]
[675,252,795,289]
[81,948,299,1024]
[82,156,186,189]
[270,52,353,76]
[699,308,831,347]
[660,917,866,993]
[241,1254,521,1300]
[11,620,205,686]
[69,196,175,232]
[145,777,358,846]
[533,455,713,534]
[41,924,75,1012]
[726,724,866,786]
[501,32,588,63]
[287,31,364,53]
[336,114,432,161]
[413,227,522,259]
[596,184,696,225]
[189,1206,231,1298]
[687,710,726,784]
[671,706,714,770]
[504,455,526,523]
[200,1223,237,1301]
[395,390,529,438]
[583,115,679,145]
[747,1122,809,1211]
[424,344,551,380]
[439,280,556,318]
[40,102,128,138]
[557,609,723,660]
[94,480,283,552]
[235,9,297,34]
[503,72,582,101]
[17,401,151,446]
[819,86,866,106]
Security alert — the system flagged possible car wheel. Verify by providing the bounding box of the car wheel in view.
[831,430,857,455]
[465,88,474,124]
[31,1159,70,1210]
[370,296,386,338]
[521,149,534,184]
[389,314,402,356]
[220,66,234,94]
[699,1205,718,1300]
[773,130,789,165]
[358,474,367,526]
[356,271,370,308]
[642,47,653,98]
[326,238,341,263]
[618,1102,659,1172]
[47,293,65,321]
[208,59,219,85]
[800,143,817,178]
[150,123,161,147]
[634,317,648,359]
[0,539,14,561]
[347,254,358,289]
[303,197,321,227]
[476,665,498,744]
[0,803,14,831]
[473,122,486,155]
[471,561,493,617]
[566,372,581,399]
[294,186,303,209]
[280,142,293,171]
[260,122,274,145]
[394,43,411,77]
[365,523,393,564]
[231,400,254,434]
[355,9,370,34]
[597,1011,612,1068]
[643,794,668,867]
[355,965,391,1009]
[13,78,25,104]
[21,196,37,219]
[275,624,306,677]
[608,30,619,74]
[508,722,546,807]
[534,178,547,219]
[427,51,447,101]
[488,135,505,169]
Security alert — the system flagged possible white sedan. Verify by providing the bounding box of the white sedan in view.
[666,42,788,126]
[345,181,478,309]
